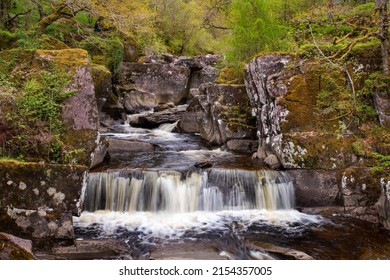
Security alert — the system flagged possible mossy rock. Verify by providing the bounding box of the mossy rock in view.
[0,48,99,166]
[281,133,356,169]
[0,233,33,260]
[78,36,124,80]
[34,48,89,74]
[280,61,346,133]
[39,35,70,50]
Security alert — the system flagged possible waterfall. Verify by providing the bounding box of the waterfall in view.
[84,168,295,213]
[157,120,179,132]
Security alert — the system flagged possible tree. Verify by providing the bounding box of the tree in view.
[225,0,289,68]
[23,0,154,39]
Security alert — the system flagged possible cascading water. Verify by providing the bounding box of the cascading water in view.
[84,168,294,213]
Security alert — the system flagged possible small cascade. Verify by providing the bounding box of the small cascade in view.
[84,168,295,213]
[157,120,179,132]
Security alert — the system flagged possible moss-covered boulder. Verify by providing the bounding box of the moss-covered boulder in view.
[0,160,87,241]
[245,55,359,169]
[0,48,102,167]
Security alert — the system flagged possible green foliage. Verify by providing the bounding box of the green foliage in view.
[79,36,124,81]
[364,72,390,92]
[223,0,295,78]
[371,152,390,176]
[14,30,42,50]
[18,70,75,134]
[3,64,77,163]
[0,30,16,50]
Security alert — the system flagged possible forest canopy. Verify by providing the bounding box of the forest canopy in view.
[0,0,388,75]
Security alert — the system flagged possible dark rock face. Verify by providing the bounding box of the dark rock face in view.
[0,160,87,241]
[116,54,220,115]
[289,170,342,207]
[179,84,257,149]
[120,62,191,110]
[107,139,163,153]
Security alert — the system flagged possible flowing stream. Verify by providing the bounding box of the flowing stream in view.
[73,120,390,260]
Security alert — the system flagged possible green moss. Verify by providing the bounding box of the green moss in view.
[284,133,355,169]
[0,30,17,51]
[62,129,97,165]
[0,49,84,163]
[78,36,124,81]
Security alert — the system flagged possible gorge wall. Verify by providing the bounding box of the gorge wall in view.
[244,54,390,229]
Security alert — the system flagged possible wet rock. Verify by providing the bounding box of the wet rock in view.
[45,239,131,260]
[178,98,202,133]
[107,139,163,153]
[194,160,213,169]
[288,169,342,207]
[129,105,188,128]
[226,140,258,154]
[179,84,256,147]
[249,241,314,260]
[264,154,282,169]
[373,91,390,128]
[0,232,34,260]
[150,240,227,260]
[122,89,157,113]
[90,134,109,169]
[376,179,390,230]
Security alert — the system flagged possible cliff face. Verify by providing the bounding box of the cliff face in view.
[245,55,357,169]
[244,54,390,229]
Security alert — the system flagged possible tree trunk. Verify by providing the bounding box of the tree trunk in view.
[31,0,46,20]
[377,0,390,76]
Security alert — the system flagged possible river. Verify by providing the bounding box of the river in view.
[73,119,390,260]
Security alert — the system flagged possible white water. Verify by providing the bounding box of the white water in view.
[75,209,325,239]
[84,169,295,213]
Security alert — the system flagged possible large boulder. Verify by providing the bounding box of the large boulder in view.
[34,49,101,167]
[120,62,191,111]
[0,160,87,241]
[128,105,187,128]
[245,55,357,169]
[0,48,103,168]
[289,170,342,207]
[117,54,220,114]
[179,84,257,150]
